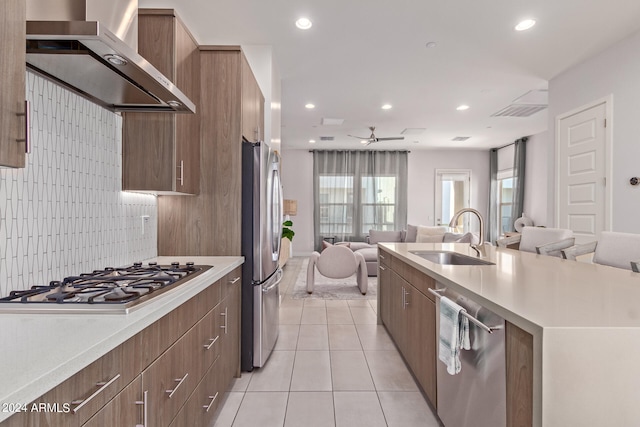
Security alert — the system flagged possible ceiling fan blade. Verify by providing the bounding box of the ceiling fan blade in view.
[374,136,405,141]
[347,134,369,140]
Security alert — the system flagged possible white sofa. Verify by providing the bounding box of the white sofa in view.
[342,225,479,276]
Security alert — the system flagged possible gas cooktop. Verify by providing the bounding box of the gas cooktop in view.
[0,262,211,314]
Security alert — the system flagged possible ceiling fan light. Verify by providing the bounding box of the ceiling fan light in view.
[360,140,368,144]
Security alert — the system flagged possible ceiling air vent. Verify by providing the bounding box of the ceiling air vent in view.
[319,136,335,141]
[451,136,471,142]
[492,89,548,118]
[491,104,547,117]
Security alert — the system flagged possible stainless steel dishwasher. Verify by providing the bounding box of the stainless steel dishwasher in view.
[430,285,506,427]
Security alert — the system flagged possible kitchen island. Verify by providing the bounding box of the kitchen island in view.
[379,242,640,427]
[0,256,243,425]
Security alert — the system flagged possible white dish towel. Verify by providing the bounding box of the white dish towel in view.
[438,296,470,375]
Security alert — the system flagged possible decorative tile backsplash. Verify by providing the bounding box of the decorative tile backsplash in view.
[0,72,157,297]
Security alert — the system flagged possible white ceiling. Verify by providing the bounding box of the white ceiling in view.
[139,0,640,150]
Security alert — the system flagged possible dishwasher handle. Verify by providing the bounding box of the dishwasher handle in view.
[428,288,496,334]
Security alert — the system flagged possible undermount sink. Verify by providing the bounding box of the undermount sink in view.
[409,250,495,266]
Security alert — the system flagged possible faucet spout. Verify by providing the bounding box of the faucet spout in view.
[448,208,485,251]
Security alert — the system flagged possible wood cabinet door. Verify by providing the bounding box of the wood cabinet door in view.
[388,271,408,354]
[220,279,241,384]
[83,376,144,427]
[241,54,263,142]
[0,0,26,168]
[405,285,438,407]
[122,10,199,194]
[378,261,392,327]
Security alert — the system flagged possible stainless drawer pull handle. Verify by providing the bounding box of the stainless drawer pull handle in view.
[203,392,219,412]
[220,307,228,334]
[135,390,148,427]
[229,277,240,284]
[166,373,189,398]
[204,335,219,350]
[379,265,386,271]
[379,254,385,259]
[71,373,121,413]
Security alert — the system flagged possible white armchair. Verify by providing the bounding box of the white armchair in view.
[496,226,574,257]
[307,245,368,294]
[561,231,640,271]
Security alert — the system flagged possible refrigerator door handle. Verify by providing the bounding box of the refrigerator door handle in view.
[262,269,283,293]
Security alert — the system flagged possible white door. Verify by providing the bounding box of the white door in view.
[435,170,471,231]
[557,100,610,243]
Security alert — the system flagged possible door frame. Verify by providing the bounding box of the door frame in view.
[555,95,613,234]
[434,169,472,229]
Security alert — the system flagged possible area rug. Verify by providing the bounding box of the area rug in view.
[290,259,377,300]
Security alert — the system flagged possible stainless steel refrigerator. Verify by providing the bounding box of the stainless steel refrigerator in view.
[241,138,283,371]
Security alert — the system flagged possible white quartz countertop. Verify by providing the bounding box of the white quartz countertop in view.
[0,256,243,422]
[381,243,640,330]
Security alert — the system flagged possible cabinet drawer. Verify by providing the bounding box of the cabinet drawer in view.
[170,356,224,427]
[379,248,392,268]
[142,326,199,426]
[83,376,143,427]
[3,339,138,427]
[220,267,241,301]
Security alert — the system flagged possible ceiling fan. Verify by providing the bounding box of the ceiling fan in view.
[347,126,404,145]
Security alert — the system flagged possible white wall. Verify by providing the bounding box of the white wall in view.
[280,149,491,255]
[0,73,157,297]
[523,131,550,226]
[547,29,640,233]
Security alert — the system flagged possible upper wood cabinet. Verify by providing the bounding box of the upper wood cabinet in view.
[241,55,264,142]
[122,9,200,195]
[0,0,27,168]
[157,47,264,256]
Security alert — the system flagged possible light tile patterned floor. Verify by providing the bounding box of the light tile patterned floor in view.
[211,258,441,427]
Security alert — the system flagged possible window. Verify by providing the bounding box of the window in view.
[360,175,396,234]
[313,151,408,246]
[498,176,514,236]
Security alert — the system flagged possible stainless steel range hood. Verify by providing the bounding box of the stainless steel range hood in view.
[25,1,195,113]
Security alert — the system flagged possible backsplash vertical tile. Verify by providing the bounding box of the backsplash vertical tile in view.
[0,72,157,297]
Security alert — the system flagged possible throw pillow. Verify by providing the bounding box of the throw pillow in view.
[405,224,418,242]
[416,225,448,236]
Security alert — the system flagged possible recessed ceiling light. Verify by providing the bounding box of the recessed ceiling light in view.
[456,105,470,111]
[305,103,315,109]
[360,140,368,144]
[309,139,316,144]
[296,17,313,30]
[425,41,437,48]
[515,19,536,31]
[381,104,393,110]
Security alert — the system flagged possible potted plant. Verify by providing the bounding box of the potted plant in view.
[282,220,295,241]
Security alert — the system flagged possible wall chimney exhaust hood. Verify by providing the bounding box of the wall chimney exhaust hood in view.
[26,21,195,113]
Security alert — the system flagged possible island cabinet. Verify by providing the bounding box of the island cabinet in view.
[378,247,534,427]
[379,247,437,408]
[0,0,27,168]
[1,268,242,427]
[157,47,264,256]
[122,9,200,195]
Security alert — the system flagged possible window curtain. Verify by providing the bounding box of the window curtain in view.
[312,150,408,250]
[488,148,499,244]
[511,137,527,231]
